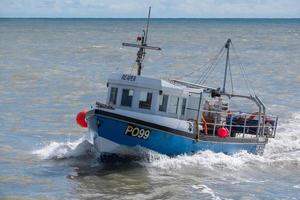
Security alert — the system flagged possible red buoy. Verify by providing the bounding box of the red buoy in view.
[76,110,88,128]
[217,127,229,138]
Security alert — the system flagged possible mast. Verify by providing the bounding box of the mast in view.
[144,6,151,44]
[222,38,231,93]
[122,6,161,76]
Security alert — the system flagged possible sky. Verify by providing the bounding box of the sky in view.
[0,0,299,18]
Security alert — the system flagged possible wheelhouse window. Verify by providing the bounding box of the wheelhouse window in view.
[159,94,168,112]
[139,91,152,110]
[109,87,118,105]
[181,98,187,116]
[169,96,179,114]
[121,89,134,107]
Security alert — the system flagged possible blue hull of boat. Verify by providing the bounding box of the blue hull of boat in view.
[88,111,265,156]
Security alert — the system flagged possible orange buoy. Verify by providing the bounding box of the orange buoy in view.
[217,127,229,138]
[76,110,88,128]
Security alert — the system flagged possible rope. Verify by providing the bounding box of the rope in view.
[230,42,256,96]
[201,114,208,135]
[175,45,225,81]
[197,48,226,85]
[129,61,137,75]
[196,46,225,84]
[174,40,256,98]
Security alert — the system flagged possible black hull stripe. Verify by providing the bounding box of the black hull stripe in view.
[93,109,266,144]
[94,109,193,138]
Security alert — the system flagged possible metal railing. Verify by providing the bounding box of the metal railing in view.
[197,109,278,138]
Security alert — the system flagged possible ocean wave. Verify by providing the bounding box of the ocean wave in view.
[192,184,221,200]
[32,136,95,160]
[293,184,300,189]
[264,112,300,155]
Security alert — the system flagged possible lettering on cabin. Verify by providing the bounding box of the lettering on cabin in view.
[125,124,150,140]
[121,74,136,82]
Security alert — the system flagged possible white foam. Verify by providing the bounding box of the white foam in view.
[192,184,221,200]
[147,112,300,171]
[264,112,300,155]
[32,136,95,159]
[92,45,105,48]
[148,150,265,171]
[293,184,300,189]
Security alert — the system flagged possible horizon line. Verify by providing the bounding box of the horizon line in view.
[1,17,299,19]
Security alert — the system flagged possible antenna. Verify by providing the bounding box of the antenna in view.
[144,6,151,44]
[122,6,161,76]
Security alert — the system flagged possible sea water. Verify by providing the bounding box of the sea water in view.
[0,18,299,199]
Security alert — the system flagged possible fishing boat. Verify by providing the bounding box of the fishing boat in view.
[76,7,278,156]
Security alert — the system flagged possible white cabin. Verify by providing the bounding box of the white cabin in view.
[106,73,206,121]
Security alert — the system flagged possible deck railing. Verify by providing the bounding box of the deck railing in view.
[197,109,278,138]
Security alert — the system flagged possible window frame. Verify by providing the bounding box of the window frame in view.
[168,96,179,114]
[121,88,134,107]
[180,98,187,116]
[159,94,169,112]
[109,87,118,105]
[139,91,153,110]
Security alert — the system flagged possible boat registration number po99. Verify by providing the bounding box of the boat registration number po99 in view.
[125,125,150,140]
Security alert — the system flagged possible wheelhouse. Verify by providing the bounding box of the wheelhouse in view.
[106,73,190,120]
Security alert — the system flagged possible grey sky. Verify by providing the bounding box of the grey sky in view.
[0,0,299,18]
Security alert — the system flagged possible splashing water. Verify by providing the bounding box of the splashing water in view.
[147,112,300,171]
[192,184,221,200]
[32,136,95,160]
[32,113,300,173]
[264,112,300,155]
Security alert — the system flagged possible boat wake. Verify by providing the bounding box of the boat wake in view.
[147,112,300,171]
[32,135,95,160]
[32,112,300,171]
